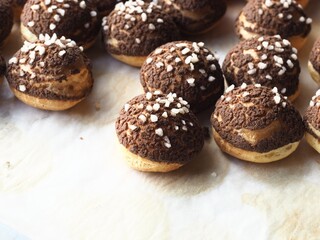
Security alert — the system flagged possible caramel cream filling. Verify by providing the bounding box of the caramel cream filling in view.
[237,120,281,145]
[308,61,320,85]
[20,23,38,42]
[214,113,283,146]
[307,122,320,139]
[18,63,92,98]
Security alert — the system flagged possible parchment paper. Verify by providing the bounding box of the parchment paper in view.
[0,1,320,239]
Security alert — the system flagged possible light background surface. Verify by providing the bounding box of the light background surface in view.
[0,1,320,239]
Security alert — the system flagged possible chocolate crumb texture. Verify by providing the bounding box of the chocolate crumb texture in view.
[223,35,300,98]
[236,0,312,40]
[157,0,227,34]
[115,91,204,164]
[304,89,320,139]
[211,84,304,153]
[21,0,100,47]
[309,38,320,73]
[102,0,181,57]
[6,34,93,101]
[140,41,224,113]
[0,55,6,77]
[0,0,14,45]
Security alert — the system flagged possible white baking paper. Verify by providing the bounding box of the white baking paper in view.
[0,1,320,239]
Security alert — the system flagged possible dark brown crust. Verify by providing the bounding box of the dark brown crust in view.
[140,41,224,113]
[309,38,320,73]
[158,0,226,33]
[0,0,13,44]
[102,1,181,57]
[21,0,100,47]
[211,85,304,153]
[90,0,122,16]
[304,92,320,140]
[0,56,6,77]
[6,38,93,101]
[10,0,26,9]
[223,35,300,97]
[115,93,204,164]
[236,0,311,39]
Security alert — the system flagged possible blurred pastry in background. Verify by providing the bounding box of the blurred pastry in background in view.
[102,0,180,67]
[157,0,227,34]
[0,0,14,47]
[21,0,100,49]
[223,35,301,101]
[236,0,312,49]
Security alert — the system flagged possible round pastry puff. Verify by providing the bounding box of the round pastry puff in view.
[308,38,320,85]
[6,34,94,111]
[235,0,312,50]
[140,41,225,113]
[20,0,100,49]
[115,91,204,172]
[102,0,181,67]
[304,90,320,153]
[157,0,227,35]
[0,0,14,47]
[223,35,301,102]
[211,84,304,163]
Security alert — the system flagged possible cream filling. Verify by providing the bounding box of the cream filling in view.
[236,121,282,145]
[20,23,38,42]
[212,128,300,163]
[18,63,92,98]
[307,122,320,139]
[305,132,320,154]
[308,61,320,85]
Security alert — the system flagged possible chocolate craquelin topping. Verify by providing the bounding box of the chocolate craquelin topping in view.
[223,35,300,97]
[236,0,312,39]
[0,56,6,77]
[0,0,13,44]
[140,41,224,113]
[158,0,226,33]
[211,84,304,153]
[6,34,93,100]
[304,90,320,140]
[102,0,180,57]
[21,0,100,47]
[115,91,204,164]
[309,38,320,73]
